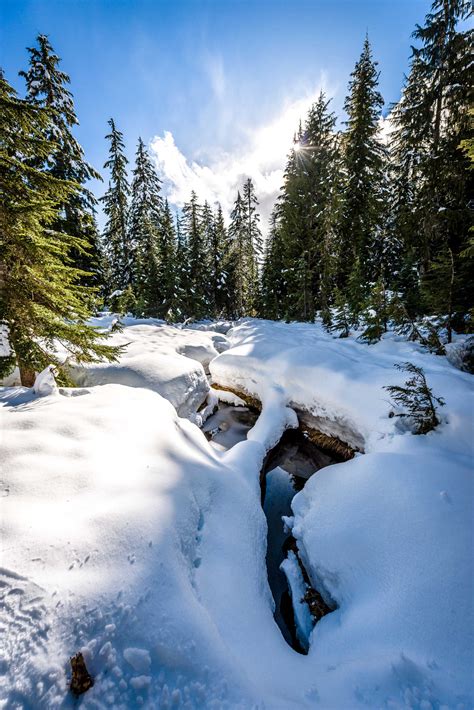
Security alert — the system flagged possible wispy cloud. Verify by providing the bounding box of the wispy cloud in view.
[150,73,333,232]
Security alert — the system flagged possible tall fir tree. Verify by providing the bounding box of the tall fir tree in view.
[275,93,343,321]
[156,200,178,320]
[339,37,386,312]
[0,74,118,386]
[20,34,103,285]
[128,137,163,314]
[101,119,130,295]
[227,190,253,317]
[242,178,263,311]
[391,0,473,339]
[182,192,208,318]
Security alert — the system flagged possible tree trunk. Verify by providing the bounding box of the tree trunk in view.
[19,362,36,387]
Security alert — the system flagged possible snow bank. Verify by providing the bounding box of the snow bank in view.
[0,383,288,708]
[69,320,229,420]
[211,319,474,707]
[293,444,473,707]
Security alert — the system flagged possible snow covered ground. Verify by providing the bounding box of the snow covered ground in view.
[1,317,472,709]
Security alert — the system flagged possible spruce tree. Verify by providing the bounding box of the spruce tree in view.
[391,0,473,340]
[0,74,118,386]
[156,200,178,320]
[182,192,208,318]
[101,119,130,295]
[339,37,386,311]
[260,207,287,320]
[227,191,250,317]
[208,203,229,317]
[384,362,445,434]
[20,34,102,285]
[128,137,163,314]
[242,178,263,311]
[278,93,342,321]
[174,213,189,319]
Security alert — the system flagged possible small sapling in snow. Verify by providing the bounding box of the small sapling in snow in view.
[384,362,445,434]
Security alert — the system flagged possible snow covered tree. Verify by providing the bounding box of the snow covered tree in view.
[101,119,130,294]
[242,178,263,310]
[339,36,386,311]
[329,288,351,338]
[128,137,163,313]
[359,278,389,343]
[384,362,445,434]
[20,34,103,285]
[0,74,118,385]
[206,203,229,317]
[227,191,251,317]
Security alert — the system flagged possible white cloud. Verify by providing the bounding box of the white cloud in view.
[149,75,333,233]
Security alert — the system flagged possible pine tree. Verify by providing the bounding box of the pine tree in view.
[0,74,118,386]
[20,34,103,285]
[260,207,287,320]
[359,278,390,343]
[156,200,178,320]
[227,191,250,317]
[277,93,342,321]
[384,362,445,434]
[391,0,473,340]
[128,137,163,314]
[207,203,229,317]
[182,192,208,318]
[329,288,351,338]
[101,119,130,294]
[174,213,189,319]
[242,178,263,311]
[339,36,386,311]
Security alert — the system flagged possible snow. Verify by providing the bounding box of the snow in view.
[68,319,229,421]
[1,316,473,708]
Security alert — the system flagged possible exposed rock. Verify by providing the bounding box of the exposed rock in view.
[70,652,94,696]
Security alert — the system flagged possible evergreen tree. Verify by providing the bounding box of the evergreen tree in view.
[242,178,263,310]
[359,278,390,343]
[207,203,229,317]
[384,362,445,434]
[0,74,118,386]
[182,192,208,317]
[227,190,251,317]
[260,207,287,320]
[329,288,351,338]
[128,137,163,314]
[391,0,473,340]
[339,37,386,312]
[20,34,103,284]
[174,212,189,319]
[101,119,130,294]
[156,200,178,320]
[277,93,342,321]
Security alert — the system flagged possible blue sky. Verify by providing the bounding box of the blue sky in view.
[1,0,432,226]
